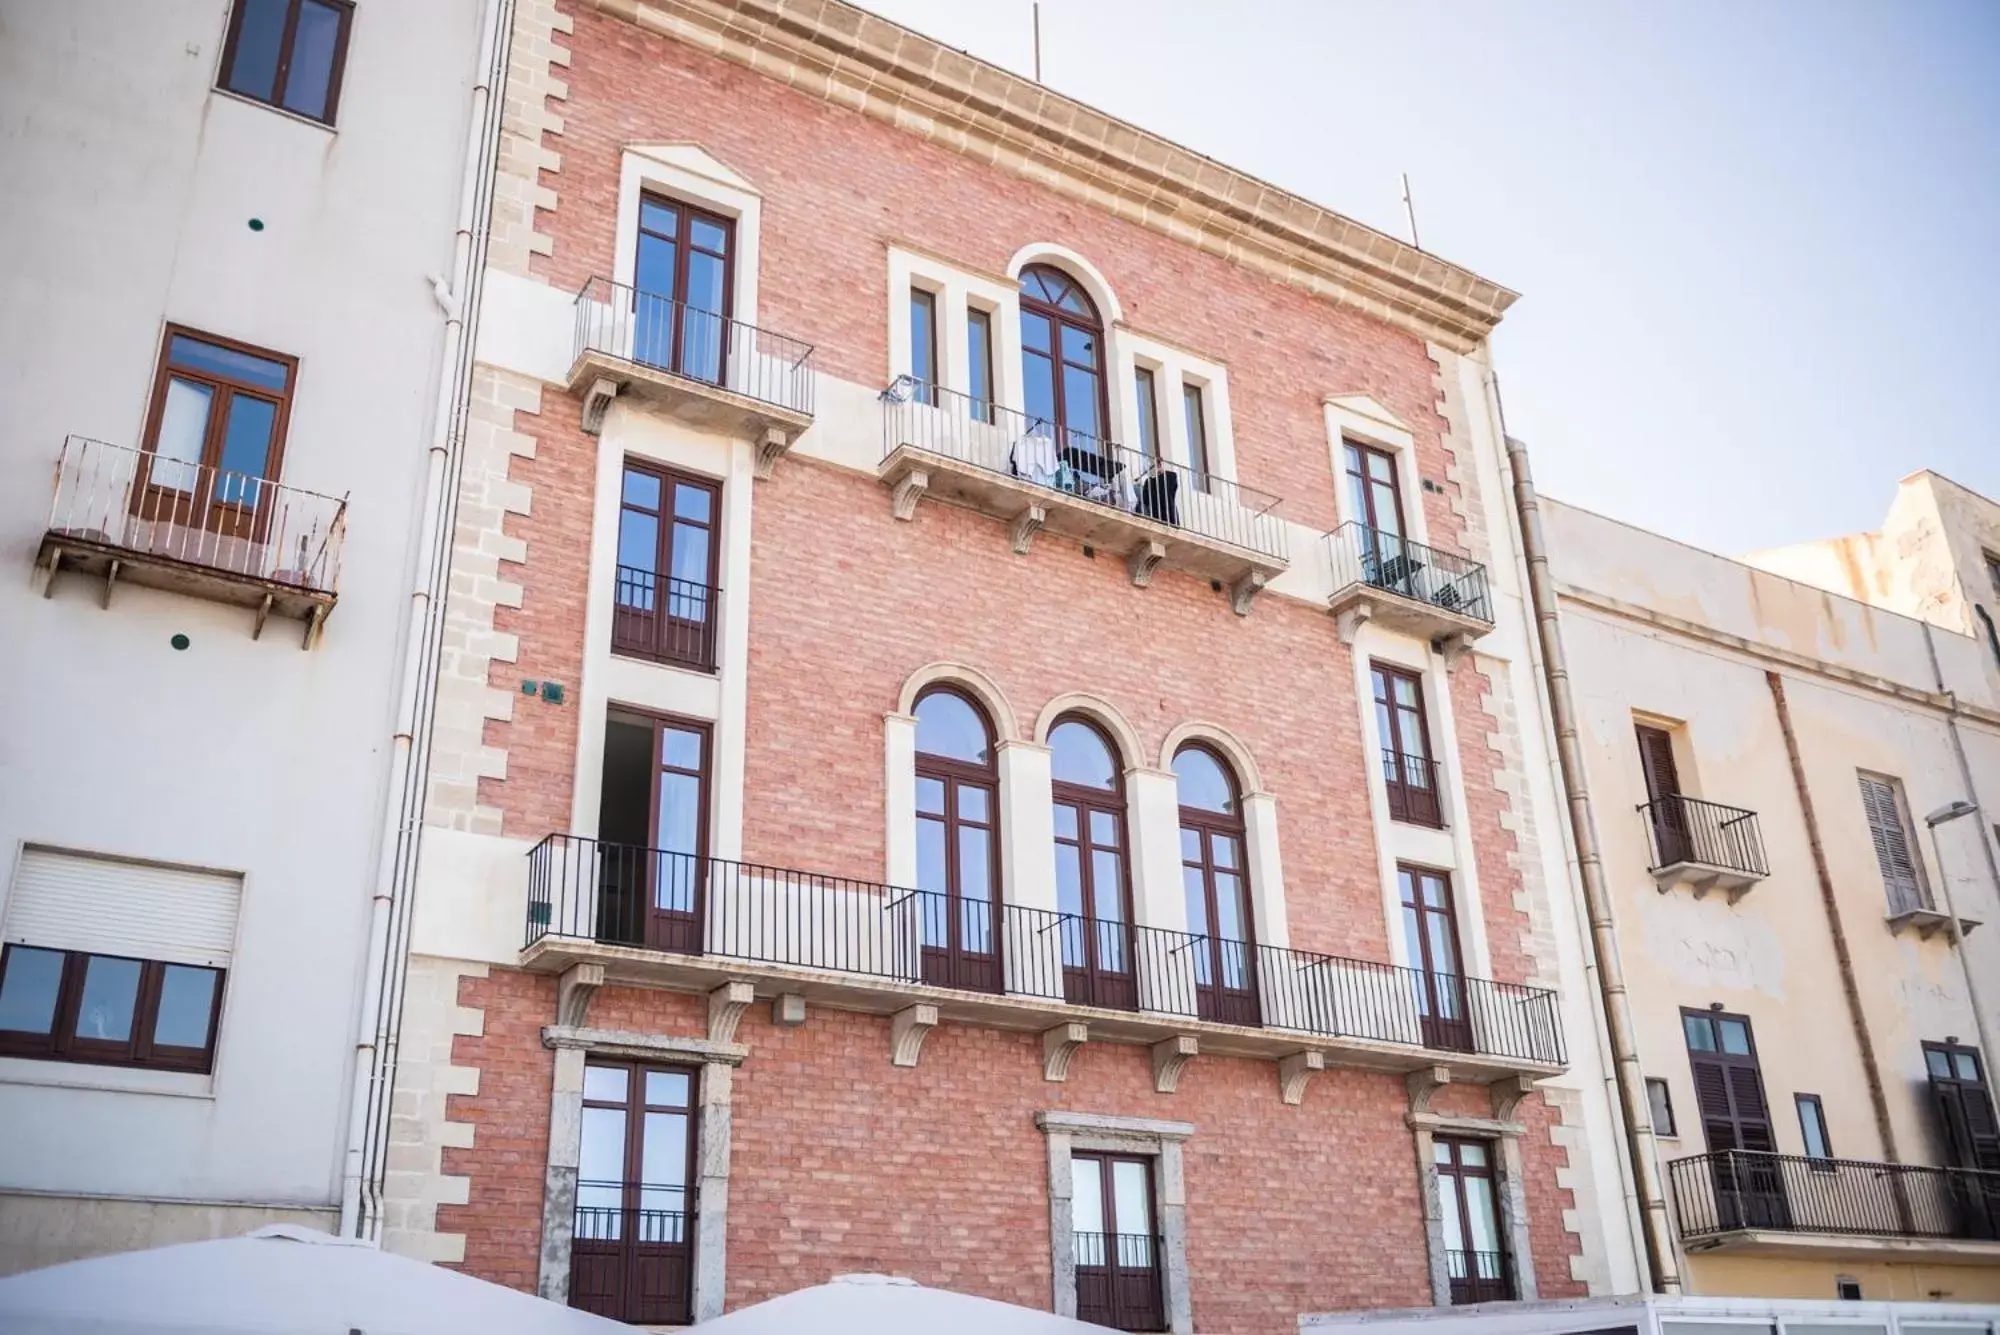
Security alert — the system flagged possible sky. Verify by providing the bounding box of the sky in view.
[859,0,2000,556]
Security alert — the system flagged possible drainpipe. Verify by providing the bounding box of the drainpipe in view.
[1764,671,1902,1165]
[1499,414,1680,1293]
[339,0,513,1240]
[1919,624,2000,1081]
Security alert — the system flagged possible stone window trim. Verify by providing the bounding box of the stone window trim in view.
[1404,1072,1541,1307]
[1035,1111,1195,1335]
[537,1024,747,1322]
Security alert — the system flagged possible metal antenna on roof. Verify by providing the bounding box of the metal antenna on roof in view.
[1401,172,1422,251]
[1032,2,1042,82]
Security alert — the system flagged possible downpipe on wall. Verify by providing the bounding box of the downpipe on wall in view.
[339,0,514,1241]
[1495,387,1681,1294]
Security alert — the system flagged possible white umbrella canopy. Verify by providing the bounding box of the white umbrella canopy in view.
[698,1273,1119,1335]
[0,1224,629,1335]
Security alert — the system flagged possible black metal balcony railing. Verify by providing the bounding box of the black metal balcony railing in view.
[526,836,1566,1066]
[1326,522,1493,625]
[569,1179,692,1326]
[1383,750,1446,829]
[1446,1249,1512,1304]
[1075,1232,1166,1332]
[1669,1151,2000,1242]
[611,568,719,672]
[573,277,815,419]
[881,379,1289,564]
[1638,795,1769,879]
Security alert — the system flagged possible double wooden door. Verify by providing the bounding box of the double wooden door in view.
[1684,1009,1791,1230]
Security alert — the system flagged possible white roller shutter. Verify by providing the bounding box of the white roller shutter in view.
[3,846,241,968]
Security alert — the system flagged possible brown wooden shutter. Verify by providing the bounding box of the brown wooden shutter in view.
[1858,775,1927,913]
[1635,725,1682,803]
[1692,1057,1740,1151]
[1931,1071,2000,1172]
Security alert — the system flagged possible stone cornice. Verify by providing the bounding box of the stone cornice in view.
[580,0,1517,352]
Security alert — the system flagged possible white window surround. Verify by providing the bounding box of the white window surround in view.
[1325,393,1433,550]
[1156,722,1290,950]
[886,246,1021,411]
[1117,332,1238,486]
[1035,1109,1194,1335]
[566,405,757,863]
[611,145,763,329]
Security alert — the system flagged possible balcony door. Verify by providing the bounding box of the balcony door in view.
[1050,718,1136,1011]
[1636,724,1693,866]
[914,688,1002,993]
[1373,663,1441,828]
[1925,1041,2000,1239]
[1019,264,1111,473]
[613,461,720,671]
[1174,744,1258,1025]
[135,328,298,555]
[1343,439,1410,589]
[571,1063,696,1326]
[1072,1153,1165,1332]
[596,713,708,954]
[634,193,732,385]
[1684,1008,1790,1231]
[1435,1138,1511,1303]
[1399,866,1470,1051]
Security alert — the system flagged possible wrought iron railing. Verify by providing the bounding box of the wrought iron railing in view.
[43,435,347,593]
[1075,1232,1166,1332]
[880,378,1288,563]
[1638,795,1768,879]
[525,835,1565,1065]
[570,1179,692,1325]
[1383,750,1446,828]
[1326,522,1492,625]
[1446,1249,1512,1304]
[1669,1151,2000,1241]
[611,568,718,672]
[572,277,815,419]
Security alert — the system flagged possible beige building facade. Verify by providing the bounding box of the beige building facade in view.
[1540,477,2000,1303]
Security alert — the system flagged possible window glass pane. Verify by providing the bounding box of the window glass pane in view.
[950,785,986,824]
[910,289,936,387]
[1112,1160,1152,1235]
[1437,1169,1464,1255]
[618,509,660,573]
[1182,866,1210,936]
[915,692,990,765]
[1071,1157,1106,1234]
[1370,479,1403,536]
[1422,876,1448,910]
[1926,1048,1952,1077]
[690,216,728,253]
[1050,721,1117,790]
[1055,844,1084,918]
[217,395,276,481]
[1213,872,1245,940]
[1434,1140,1453,1165]
[958,828,992,902]
[917,815,947,896]
[669,522,711,585]
[655,771,701,857]
[223,0,286,101]
[280,0,344,120]
[1648,1079,1676,1136]
[1021,310,1052,354]
[1022,348,1056,428]
[1061,365,1100,441]
[642,1109,690,1191]
[1090,851,1123,920]
[1212,835,1239,872]
[1183,384,1209,478]
[1462,1174,1501,1252]
[151,378,213,490]
[153,966,219,1049]
[168,336,290,391]
[1054,803,1079,841]
[623,469,662,510]
[661,727,702,772]
[1954,1052,1981,1081]
[1426,915,1462,980]
[1059,325,1098,367]
[1459,1142,1488,1168]
[1133,368,1158,462]
[918,776,946,816]
[672,482,712,524]
[1172,748,1236,814]
[646,1070,690,1108]
[584,1065,629,1102]
[684,250,725,314]
[1719,1018,1751,1055]
[1798,1097,1830,1158]
[640,198,679,237]
[1089,810,1120,849]
[1179,827,1200,864]
[967,309,993,419]
[1402,907,1428,987]
[635,232,679,300]
[1684,1014,1717,1051]
[0,948,65,1035]
[75,956,142,1043]
[578,1104,628,1183]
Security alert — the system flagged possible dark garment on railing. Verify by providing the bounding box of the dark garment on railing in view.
[526,836,1566,1065]
[1637,795,1768,878]
[1669,1150,2000,1241]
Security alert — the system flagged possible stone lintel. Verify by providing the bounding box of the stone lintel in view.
[542,1025,748,1066]
[1036,1110,1196,1143]
[1407,1111,1526,1138]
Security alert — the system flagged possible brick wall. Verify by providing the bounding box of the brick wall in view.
[447,968,1583,1333]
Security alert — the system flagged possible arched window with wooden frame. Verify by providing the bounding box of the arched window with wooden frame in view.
[1019,264,1111,464]
[914,686,1003,993]
[1050,715,1137,1012]
[1173,743,1258,1025]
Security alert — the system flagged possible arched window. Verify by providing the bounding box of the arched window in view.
[1173,744,1258,1025]
[1049,717,1136,1011]
[914,687,1002,993]
[1019,264,1109,459]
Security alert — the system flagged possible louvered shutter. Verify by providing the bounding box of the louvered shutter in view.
[1857,775,1927,914]
[3,846,240,968]
[1692,1058,1740,1151]
[1932,1074,2000,1172]
[1727,1066,1777,1151]
[1636,726,1682,803]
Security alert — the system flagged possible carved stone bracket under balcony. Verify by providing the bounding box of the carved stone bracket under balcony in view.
[1043,1022,1089,1082]
[1278,1050,1325,1106]
[557,962,606,1028]
[706,980,755,1045]
[1151,1035,1198,1093]
[1886,908,1982,941]
[891,1002,939,1067]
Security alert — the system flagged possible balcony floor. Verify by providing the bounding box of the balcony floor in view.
[39,530,335,647]
[1328,579,1494,646]
[1649,859,1764,902]
[1684,1228,2000,1267]
[521,934,1558,1082]
[568,349,813,453]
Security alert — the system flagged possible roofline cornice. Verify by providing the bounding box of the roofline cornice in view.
[579,0,1518,352]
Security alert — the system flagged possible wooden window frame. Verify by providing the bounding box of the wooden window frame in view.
[598,708,713,955]
[1399,865,1471,1052]
[1373,661,1442,828]
[1132,366,1160,464]
[1795,1093,1833,1164]
[0,944,224,1073]
[571,1060,700,1326]
[138,325,300,524]
[909,286,940,406]
[1174,743,1258,1026]
[634,192,737,380]
[914,686,1004,993]
[1434,1136,1512,1304]
[1019,264,1111,455]
[1050,715,1137,1011]
[1647,1077,1678,1138]
[1343,438,1409,538]
[218,0,356,126]
[967,305,995,424]
[611,459,722,672]
[1181,381,1210,490]
[1923,1039,2000,1173]
[1070,1151,1166,1333]
[1858,771,1931,913]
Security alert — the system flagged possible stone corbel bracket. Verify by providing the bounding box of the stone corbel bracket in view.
[1335,601,1372,645]
[1278,1050,1325,1106]
[1489,1074,1537,1123]
[753,426,792,480]
[1010,504,1048,555]
[1436,632,1474,669]
[556,962,605,1029]
[891,1003,940,1067]
[580,377,619,434]
[1042,1022,1089,1082]
[706,981,756,1046]
[890,468,929,520]
[1406,1063,1454,1115]
[1127,539,1167,587]
[1151,1035,1198,1093]
[1230,570,1267,616]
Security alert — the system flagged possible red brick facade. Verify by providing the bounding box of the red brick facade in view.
[440,1,1585,1329]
